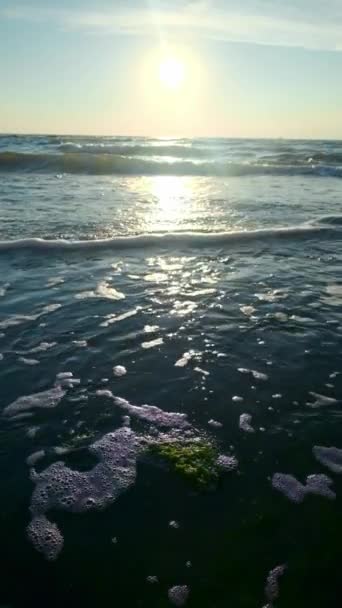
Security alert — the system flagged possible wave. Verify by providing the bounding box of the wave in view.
[0,225,337,254]
[58,143,209,159]
[0,151,342,177]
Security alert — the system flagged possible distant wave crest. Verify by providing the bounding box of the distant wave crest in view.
[0,151,342,177]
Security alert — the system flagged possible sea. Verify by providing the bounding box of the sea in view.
[1,134,342,607]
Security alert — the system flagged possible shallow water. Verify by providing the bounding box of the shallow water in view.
[1,135,342,607]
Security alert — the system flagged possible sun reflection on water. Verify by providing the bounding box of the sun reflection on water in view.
[148,176,193,232]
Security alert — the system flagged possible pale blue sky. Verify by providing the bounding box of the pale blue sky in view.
[1,0,342,138]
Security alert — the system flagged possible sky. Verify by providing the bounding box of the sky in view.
[1,0,342,138]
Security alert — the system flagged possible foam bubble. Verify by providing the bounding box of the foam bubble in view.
[112,396,190,429]
[208,419,222,429]
[18,357,39,366]
[313,446,342,473]
[27,342,57,354]
[0,353,3,361]
[265,564,287,602]
[169,520,180,529]
[56,372,73,380]
[72,339,87,347]
[239,413,255,433]
[240,305,256,317]
[216,454,238,471]
[305,474,336,499]
[100,308,139,328]
[272,473,306,503]
[175,352,193,367]
[75,281,125,301]
[141,337,164,349]
[272,472,335,502]
[238,368,268,381]
[168,585,189,606]
[28,427,139,560]
[232,395,243,402]
[3,385,65,417]
[27,515,64,561]
[113,365,127,377]
[147,576,159,584]
[194,367,209,377]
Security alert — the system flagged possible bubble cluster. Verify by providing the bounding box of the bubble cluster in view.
[168,585,189,606]
[216,454,238,471]
[28,427,140,559]
[27,515,64,561]
[272,472,335,502]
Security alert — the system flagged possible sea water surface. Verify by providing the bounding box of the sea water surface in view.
[1,135,342,607]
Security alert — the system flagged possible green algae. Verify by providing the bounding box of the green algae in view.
[149,440,220,488]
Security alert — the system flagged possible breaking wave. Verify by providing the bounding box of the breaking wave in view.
[0,151,342,177]
[0,224,338,254]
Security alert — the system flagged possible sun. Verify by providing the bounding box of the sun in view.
[159,57,185,90]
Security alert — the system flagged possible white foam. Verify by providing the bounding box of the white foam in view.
[232,395,243,402]
[3,385,65,417]
[272,472,335,502]
[72,339,87,347]
[194,367,209,376]
[27,515,64,561]
[168,585,189,606]
[113,365,127,377]
[18,357,39,366]
[239,413,255,433]
[175,352,193,367]
[75,280,125,301]
[28,427,139,559]
[240,305,256,317]
[216,454,238,471]
[100,308,139,328]
[141,337,164,349]
[208,419,222,429]
[27,341,57,354]
[238,368,268,381]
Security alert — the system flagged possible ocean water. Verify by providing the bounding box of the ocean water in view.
[1,135,342,607]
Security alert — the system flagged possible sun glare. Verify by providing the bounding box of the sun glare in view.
[159,57,185,90]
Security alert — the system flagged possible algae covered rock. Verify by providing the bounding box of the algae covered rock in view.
[149,439,221,488]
